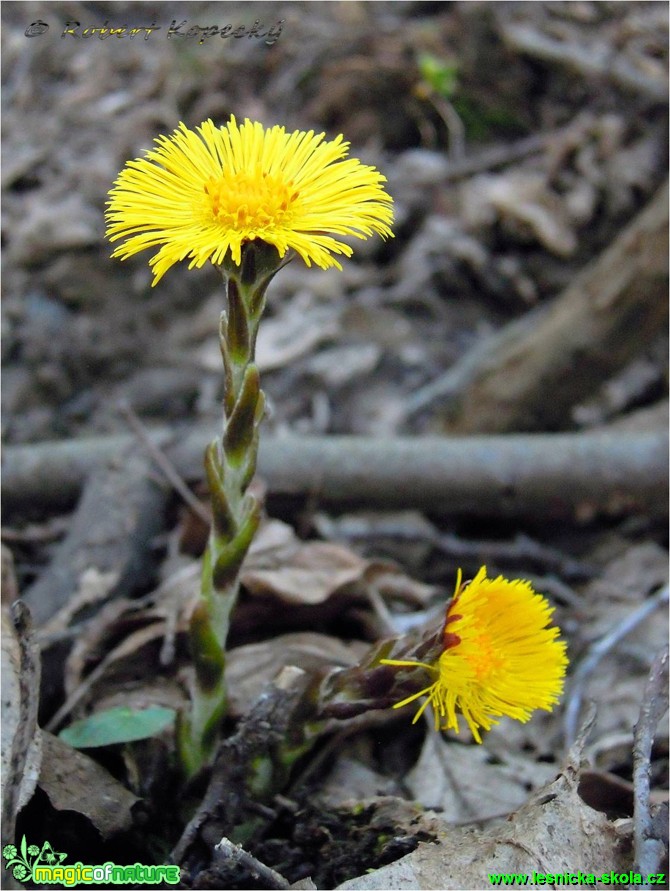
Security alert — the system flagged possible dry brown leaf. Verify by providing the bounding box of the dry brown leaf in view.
[303,343,381,389]
[461,172,578,256]
[254,293,342,372]
[73,622,176,694]
[54,611,187,737]
[226,631,367,716]
[406,733,557,822]
[335,756,632,889]
[243,518,434,609]
[242,540,368,605]
[578,674,665,746]
[247,517,297,558]
[568,543,669,741]
[38,732,140,839]
[364,562,436,608]
[40,567,120,642]
[583,543,668,620]
[63,599,171,698]
[318,756,397,807]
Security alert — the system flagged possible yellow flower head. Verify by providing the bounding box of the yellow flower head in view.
[106,116,394,285]
[382,567,568,742]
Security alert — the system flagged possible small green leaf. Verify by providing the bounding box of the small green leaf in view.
[59,706,176,748]
[417,52,459,99]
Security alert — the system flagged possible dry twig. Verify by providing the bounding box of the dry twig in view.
[633,645,669,884]
[563,586,669,749]
[119,401,210,525]
[208,837,290,890]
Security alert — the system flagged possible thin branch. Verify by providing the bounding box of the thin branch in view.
[119,401,210,525]
[432,531,595,583]
[435,117,596,184]
[319,516,595,583]
[633,645,669,883]
[563,586,669,748]
[211,837,290,890]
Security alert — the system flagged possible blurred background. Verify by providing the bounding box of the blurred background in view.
[3,0,667,447]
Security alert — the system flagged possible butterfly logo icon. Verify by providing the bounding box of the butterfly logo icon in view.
[36,841,67,866]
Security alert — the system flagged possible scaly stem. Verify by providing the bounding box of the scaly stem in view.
[178,243,284,777]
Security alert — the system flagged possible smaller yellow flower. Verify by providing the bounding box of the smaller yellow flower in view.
[381,566,568,742]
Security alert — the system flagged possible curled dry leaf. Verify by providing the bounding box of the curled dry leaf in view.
[1,607,42,835]
[179,285,346,376]
[255,296,342,372]
[62,621,187,721]
[63,598,176,698]
[303,342,382,389]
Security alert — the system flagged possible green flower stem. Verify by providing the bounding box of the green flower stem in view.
[178,243,284,777]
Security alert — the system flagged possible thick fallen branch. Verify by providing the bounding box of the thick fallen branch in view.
[20,447,168,627]
[3,428,667,520]
[404,181,669,433]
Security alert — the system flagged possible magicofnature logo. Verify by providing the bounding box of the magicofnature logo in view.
[2,836,180,886]
[3,837,66,883]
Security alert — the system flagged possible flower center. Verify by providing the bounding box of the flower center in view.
[441,623,503,689]
[204,170,300,231]
[466,631,503,680]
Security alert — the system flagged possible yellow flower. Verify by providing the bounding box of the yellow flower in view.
[106,116,394,285]
[381,566,568,742]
